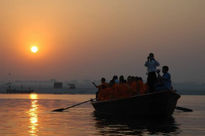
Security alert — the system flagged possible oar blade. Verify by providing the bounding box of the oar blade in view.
[52,108,65,112]
[176,106,193,112]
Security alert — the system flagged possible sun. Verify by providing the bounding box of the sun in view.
[31,46,39,53]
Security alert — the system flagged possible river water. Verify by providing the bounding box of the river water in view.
[0,94,204,136]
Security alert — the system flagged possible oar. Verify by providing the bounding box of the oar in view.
[52,98,95,112]
[175,106,193,112]
[92,82,97,88]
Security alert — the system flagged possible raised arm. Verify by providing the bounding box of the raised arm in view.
[145,61,148,67]
[145,59,149,67]
[155,60,160,66]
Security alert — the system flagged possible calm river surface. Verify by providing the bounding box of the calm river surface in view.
[0,94,204,136]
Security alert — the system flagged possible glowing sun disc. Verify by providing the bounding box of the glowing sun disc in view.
[31,46,39,53]
[30,93,38,99]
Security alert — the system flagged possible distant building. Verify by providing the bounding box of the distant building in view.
[54,82,63,89]
[67,83,76,89]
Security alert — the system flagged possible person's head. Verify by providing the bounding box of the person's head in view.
[135,76,141,81]
[134,76,138,81]
[119,75,125,83]
[148,53,154,60]
[138,77,143,81]
[127,76,131,80]
[113,75,118,80]
[131,76,135,81]
[101,77,106,83]
[127,76,132,83]
[162,66,169,73]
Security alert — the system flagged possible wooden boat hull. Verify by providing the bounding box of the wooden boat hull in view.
[91,90,180,117]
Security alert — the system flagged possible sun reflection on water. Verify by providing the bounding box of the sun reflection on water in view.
[28,94,39,136]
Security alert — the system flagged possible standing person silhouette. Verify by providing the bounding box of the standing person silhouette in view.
[145,53,160,92]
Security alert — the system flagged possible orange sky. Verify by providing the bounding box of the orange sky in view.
[0,0,205,82]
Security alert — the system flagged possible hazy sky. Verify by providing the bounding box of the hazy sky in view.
[0,0,205,82]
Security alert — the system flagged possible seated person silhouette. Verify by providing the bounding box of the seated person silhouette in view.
[156,66,172,91]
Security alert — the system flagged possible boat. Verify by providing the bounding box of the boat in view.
[6,88,34,94]
[5,82,34,94]
[67,83,76,89]
[91,90,180,117]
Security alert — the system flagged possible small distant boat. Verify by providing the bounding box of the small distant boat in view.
[5,81,34,94]
[54,82,63,89]
[92,90,180,117]
[6,88,34,94]
[67,84,76,89]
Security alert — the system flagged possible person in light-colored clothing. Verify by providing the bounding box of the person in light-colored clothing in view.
[145,53,160,73]
[144,53,160,92]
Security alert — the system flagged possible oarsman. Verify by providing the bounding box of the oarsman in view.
[92,77,109,100]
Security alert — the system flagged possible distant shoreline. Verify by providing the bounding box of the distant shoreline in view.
[0,90,204,95]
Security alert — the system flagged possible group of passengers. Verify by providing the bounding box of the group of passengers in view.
[92,75,148,101]
[94,53,172,101]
